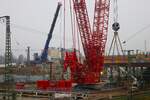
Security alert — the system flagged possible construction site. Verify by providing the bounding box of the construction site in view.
[0,0,150,100]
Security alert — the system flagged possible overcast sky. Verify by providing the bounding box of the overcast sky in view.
[0,0,150,57]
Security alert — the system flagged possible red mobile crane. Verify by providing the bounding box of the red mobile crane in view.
[36,0,110,91]
[64,0,110,85]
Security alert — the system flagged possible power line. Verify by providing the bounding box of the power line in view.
[0,22,45,47]
[11,23,47,34]
[0,22,47,35]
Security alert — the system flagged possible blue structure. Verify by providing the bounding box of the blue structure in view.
[40,2,62,63]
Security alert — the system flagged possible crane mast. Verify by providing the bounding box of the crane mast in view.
[72,0,92,60]
[64,0,110,84]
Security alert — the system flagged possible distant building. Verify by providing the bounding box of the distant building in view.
[48,47,62,61]
[47,47,84,63]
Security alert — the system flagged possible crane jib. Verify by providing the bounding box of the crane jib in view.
[41,3,62,62]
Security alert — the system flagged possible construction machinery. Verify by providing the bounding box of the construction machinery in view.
[36,0,110,91]
[34,2,62,63]
[35,2,73,92]
[64,0,110,85]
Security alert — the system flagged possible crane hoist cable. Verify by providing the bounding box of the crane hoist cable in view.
[59,5,63,49]
[123,24,150,44]
[108,0,124,55]
[69,0,76,49]
[112,0,120,32]
[113,0,118,23]
[63,0,66,49]
[70,0,82,56]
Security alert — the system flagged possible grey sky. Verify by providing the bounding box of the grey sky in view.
[0,0,150,57]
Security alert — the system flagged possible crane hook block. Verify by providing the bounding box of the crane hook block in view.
[112,22,120,32]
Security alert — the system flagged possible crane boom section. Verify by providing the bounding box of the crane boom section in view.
[93,0,110,53]
[72,0,93,60]
[73,0,110,68]
[41,3,62,62]
[92,0,110,71]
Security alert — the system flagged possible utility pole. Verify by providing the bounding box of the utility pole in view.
[0,16,16,100]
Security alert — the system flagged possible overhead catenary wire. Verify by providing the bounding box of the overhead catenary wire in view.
[0,21,40,52]
[11,23,46,34]
[0,21,58,48]
[0,22,46,34]
[0,21,49,47]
